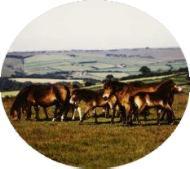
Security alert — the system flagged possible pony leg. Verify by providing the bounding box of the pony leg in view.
[157,108,163,125]
[52,105,59,121]
[123,104,133,125]
[115,106,120,118]
[136,104,146,125]
[93,109,98,124]
[80,107,91,124]
[57,106,66,121]
[168,110,175,124]
[172,109,176,121]
[160,109,166,121]
[118,111,122,123]
[53,103,66,121]
[116,106,123,123]
[143,108,150,121]
[43,107,49,120]
[103,107,106,118]
[166,110,172,124]
[125,102,138,126]
[111,106,115,124]
[135,110,141,125]
[60,102,70,121]
[133,112,137,122]
[133,108,141,125]
[108,102,115,123]
[132,105,139,122]
[165,104,175,124]
[78,107,83,122]
[34,106,40,120]
[104,105,109,118]
[120,106,126,125]
[26,105,32,120]
[167,105,176,122]
[72,107,77,121]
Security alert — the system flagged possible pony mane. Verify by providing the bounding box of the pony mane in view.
[104,81,126,91]
[155,80,175,93]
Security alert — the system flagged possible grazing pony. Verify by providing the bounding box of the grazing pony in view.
[133,80,182,124]
[102,80,172,125]
[10,83,70,121]
[70,89,117,124]
[10,86,31,120]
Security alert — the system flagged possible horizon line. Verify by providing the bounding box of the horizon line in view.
[8,46,180,53]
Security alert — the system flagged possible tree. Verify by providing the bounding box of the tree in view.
[139,66,151,75]
[103,74,117,83]
[84,81,93,87]
[106,74,114,81]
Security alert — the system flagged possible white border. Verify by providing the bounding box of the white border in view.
[0,0,190,169]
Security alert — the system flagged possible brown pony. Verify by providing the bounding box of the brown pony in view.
[10,83,70,121]
[69,89,117,124]
[102,80,174,125]
[133,80,182,124]
[10,86,31,120]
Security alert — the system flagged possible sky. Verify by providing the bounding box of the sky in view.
[10,0,179,51]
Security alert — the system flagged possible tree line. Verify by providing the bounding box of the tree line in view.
[0,66,188,92]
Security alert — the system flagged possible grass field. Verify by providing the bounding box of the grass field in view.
[1,74,189,169]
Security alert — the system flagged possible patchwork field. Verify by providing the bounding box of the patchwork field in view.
[1,73,189,169]
[2,48,187,80]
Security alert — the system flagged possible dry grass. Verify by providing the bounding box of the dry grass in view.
[11,121,177,169]
[1,74,189,169]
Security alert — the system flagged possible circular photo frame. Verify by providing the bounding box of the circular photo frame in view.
[1,0,189,168]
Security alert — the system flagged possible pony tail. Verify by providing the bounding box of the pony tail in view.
[10,98,17,118]
[65,85,71,103]
[10,102,15,117]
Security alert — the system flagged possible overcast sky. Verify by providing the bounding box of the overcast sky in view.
[10,0,179,51]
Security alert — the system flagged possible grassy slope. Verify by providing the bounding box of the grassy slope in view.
[11,121,177,169]
[2,73,189,169]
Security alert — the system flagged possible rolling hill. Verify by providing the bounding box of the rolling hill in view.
[1,47,187,80]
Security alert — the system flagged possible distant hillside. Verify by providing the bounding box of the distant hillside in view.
[1,47,187,80]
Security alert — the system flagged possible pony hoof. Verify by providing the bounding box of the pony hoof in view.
[26,118,32,121]
[127,122,133,126]
[122,123,127,127]
[60,118,64,122]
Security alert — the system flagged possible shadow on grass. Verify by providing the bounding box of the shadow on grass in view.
[78,118,181,127]
[27,116,182,127]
